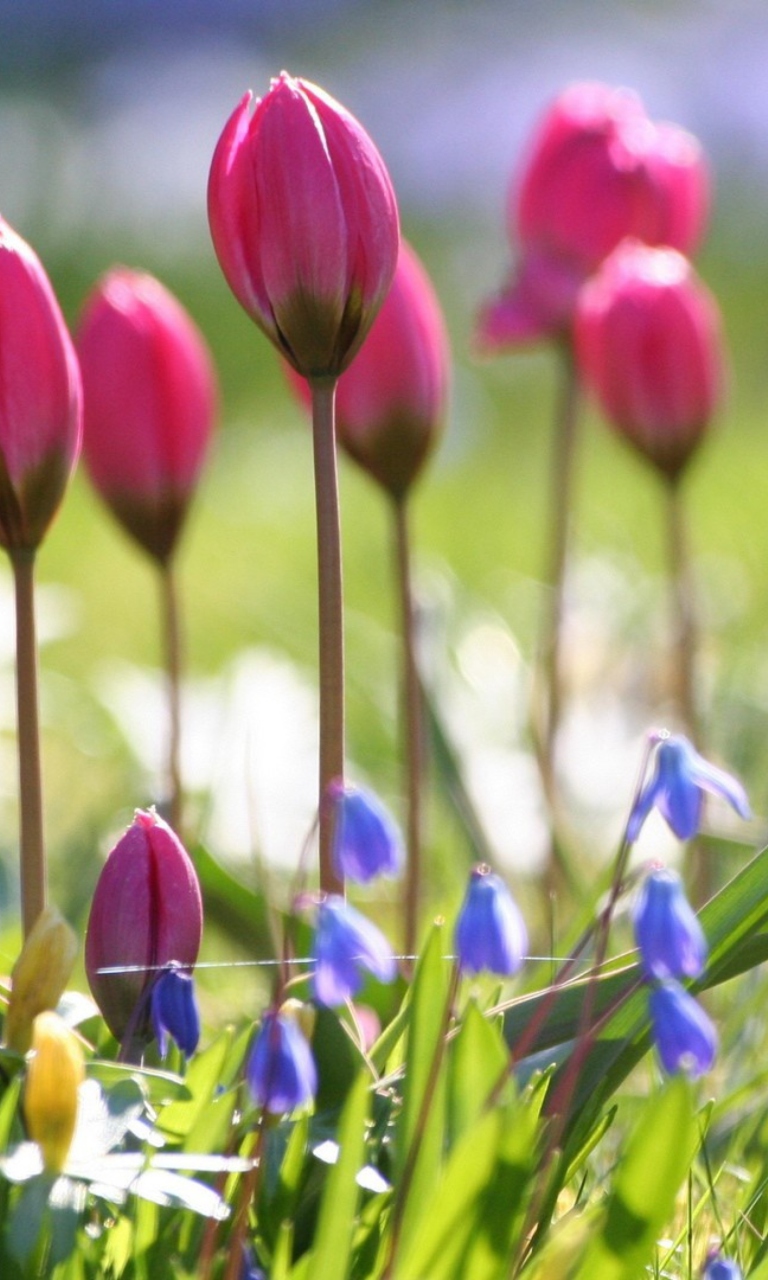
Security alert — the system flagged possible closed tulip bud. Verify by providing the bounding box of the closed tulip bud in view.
[24,1011,84,1173]
[76,269,217,564]
[633,867,707,981]
[649,980,717,1078]
[575,240,724,479]
[0,218,82,551]
[85,809,203,1044]
[288,241,449,498]
[477,82,709,348]
[454,864,527,978]
[5,905,78,1054]
[208,71,399,380]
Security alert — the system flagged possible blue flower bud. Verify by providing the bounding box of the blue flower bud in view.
[633,867,707,981]
[702,1252,742,1280]
[150,964,201,1058]
[649,980,717,1078]
[247,1010,317,1115]
[329,781,404,884]
[454,865,527,977]
[312,896,397,1006]
[627,734,751,843]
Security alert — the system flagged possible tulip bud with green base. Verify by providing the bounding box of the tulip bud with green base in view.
[5,905,78,1054]
[24,1012,85,1174]
[85,809,203,1051]
[208,71,399,381]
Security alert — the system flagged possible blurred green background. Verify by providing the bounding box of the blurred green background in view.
[1,0,767,999]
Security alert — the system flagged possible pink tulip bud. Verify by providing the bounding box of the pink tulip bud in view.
[85,809,203,1043]
[287,241,449,499]
[76,269,217,564]
[0,218,82,551]
[477,82,709,349]
[575,239,723,480]
[208,71,400,381]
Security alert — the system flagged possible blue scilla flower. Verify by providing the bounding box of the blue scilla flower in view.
[454,865,527,977]
[627,733,751,844]
[247,1009,317,1114]
[649,980,717,1078]
[702,1252,742,1280]
[329,780,404,884]
[150,964,200,1057]
[633,867,707,981]
[312,896,397,1006]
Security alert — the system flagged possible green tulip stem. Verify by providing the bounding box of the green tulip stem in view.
[393,495,424,960]
[311,378,345,895]
[159,557,183,837]
[11,548,46,937]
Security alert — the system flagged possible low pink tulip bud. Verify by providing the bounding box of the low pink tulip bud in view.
[0,218,82,551]
[85,809,203,1044]
[575,239,723,480]
[477,82,709,349]
[76,269,217,564]
[288,241,449,498]
[208,71,400,381]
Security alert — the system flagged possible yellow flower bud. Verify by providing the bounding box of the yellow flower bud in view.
[24,1011,84,1173]
[5,906,78,1053]
[279,997,317,1044]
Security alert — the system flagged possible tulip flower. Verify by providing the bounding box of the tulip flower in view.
[0,217,82,553]
[77,268,217,833]
[575,239,723,481]
[627,734,750,844]
[648,979,717,1078]
[85,809,203,1048]
[208,71,399,381]
[247,1008,317,1115]
[311,896,397,1007]
[24,1012,85,1174]
[209,73,400,895]
[0,219,83,937]
[150,964,201,1058]
[454,865,528,978]
[632,867,707,981]
[477,82,709,350]
[287,239,448,951]
[329,780,404,884]
[76,268,217,565]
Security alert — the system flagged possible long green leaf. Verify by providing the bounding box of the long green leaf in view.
[304,1071,370,1280]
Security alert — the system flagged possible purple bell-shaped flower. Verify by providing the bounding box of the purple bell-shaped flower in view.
[247,1009,317,1115]
[150,964,201,1058]
[649,980,717,1078]
[329,780,404,884]
[312,896,397,1006]
[633,867,707,981]
[627,733,750,843]
[454,865,527,978]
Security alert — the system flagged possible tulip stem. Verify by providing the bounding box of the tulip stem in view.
[533,343,581,891]
[665,476,699,743]
[11,549,46,938]
[393,497,425,961]
[310,378,345,895]
[159,558,183,836]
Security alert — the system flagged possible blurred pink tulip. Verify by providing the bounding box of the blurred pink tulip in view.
[288,241,449,498]
[0,218,82,552]
[575,239,723,479]
[77,269,217,563]
[477,82,709,349]
[208,71,400,380]
[85,809,203,1043]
